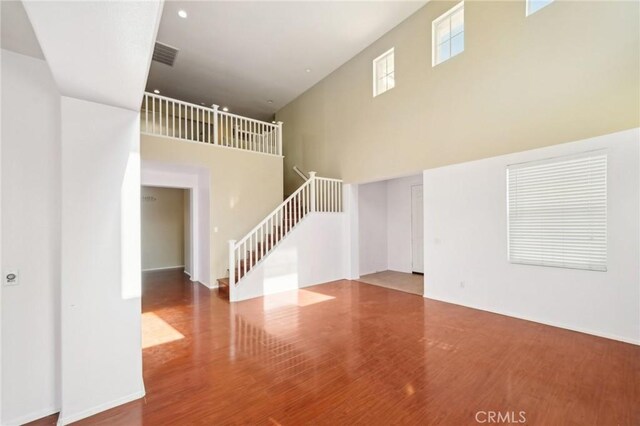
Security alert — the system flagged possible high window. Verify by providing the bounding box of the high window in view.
[373,48,395,97]
[507,152,607,271]
[432,2,464,66]
[527,0,554,16]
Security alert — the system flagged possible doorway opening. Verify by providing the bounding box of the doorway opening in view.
[356,174,424,295]
[141,186,191,276]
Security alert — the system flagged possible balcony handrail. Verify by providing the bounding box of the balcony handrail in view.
[141,92,283,156]
[142,92,278,127]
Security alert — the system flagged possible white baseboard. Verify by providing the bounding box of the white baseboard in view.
[184,270,191,277]
[198,280,217,289]
[142,265,185,272]
[424,293,640,346]
[3,405,59,426]
[57,390,145,425]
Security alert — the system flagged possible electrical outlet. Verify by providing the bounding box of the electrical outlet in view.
[4,270,19,286]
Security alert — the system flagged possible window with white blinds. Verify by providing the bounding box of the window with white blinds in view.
[507,152,607,271]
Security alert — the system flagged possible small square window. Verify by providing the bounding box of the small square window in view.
[432,2,464,67]
[373,48,395,97]
[526,0,554,16]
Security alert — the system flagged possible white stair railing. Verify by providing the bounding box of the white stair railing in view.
[228,172,343,286]
[293,165,309,181]
[141,92,282,156]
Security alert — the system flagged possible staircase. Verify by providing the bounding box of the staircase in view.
[217,172,343,298]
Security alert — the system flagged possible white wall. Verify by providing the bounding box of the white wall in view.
[386,174,422,273]
[232,214,346,302]
[423,128,640,344]
[60,97,144,423]
[1,50,61,425]
[358,181,387,275]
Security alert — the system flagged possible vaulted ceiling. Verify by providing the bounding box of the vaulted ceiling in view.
[2,0,427,120]
[147,1,426,120]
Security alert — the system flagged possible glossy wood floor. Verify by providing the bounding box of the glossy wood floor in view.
[73,270,638,425]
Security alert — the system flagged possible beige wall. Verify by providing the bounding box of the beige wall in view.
[141,136,283,281]
[141,186,185,270]
[277,0,640,194]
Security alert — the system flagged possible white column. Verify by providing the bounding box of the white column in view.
[277,121,283,155]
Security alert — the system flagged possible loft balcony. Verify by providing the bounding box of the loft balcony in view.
[140,92,282,156]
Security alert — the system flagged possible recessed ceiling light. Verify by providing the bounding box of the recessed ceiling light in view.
[305,68,311,73]
[267,100,273,104]
[153,89,160,94]
[178,10,187,18]
[222,106,229,112]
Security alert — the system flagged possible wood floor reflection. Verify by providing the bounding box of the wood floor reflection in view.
[75,270,640,425]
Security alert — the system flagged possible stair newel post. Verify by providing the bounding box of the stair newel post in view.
[277,121,283,156]
[212,104,220,145]
[228,240,236,286]
[309,171,317,213]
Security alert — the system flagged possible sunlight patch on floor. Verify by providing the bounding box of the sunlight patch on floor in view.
[296,289,335,306]
[142,312,184,349]
[264,288,335,310]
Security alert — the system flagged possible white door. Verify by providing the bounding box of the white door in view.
[411,185,424,274]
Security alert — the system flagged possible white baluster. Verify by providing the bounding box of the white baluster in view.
[305,184,309,215]
[309,172,317,212]
[243,241,247,277]
[152,97,156,133]
[144,95,148,132]
[212,104,219,145]
[229,240,236,285]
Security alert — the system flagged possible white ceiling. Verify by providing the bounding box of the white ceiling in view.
[22,0,163,111]
[148,1,426,120]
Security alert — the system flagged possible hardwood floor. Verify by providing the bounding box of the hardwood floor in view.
[73,270,639,425]
[24,414,58,425]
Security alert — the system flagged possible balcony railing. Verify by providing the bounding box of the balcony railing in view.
[141,92,282,156]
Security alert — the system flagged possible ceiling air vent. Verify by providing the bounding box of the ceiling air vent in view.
[152,42,179,66]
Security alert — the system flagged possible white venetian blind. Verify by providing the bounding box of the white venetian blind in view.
[507,152,607,271]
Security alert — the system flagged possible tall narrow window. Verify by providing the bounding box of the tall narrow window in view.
[373,48,395,97]
[526,0,554,16]
[432,1,464,66]
[507,152,607,271]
